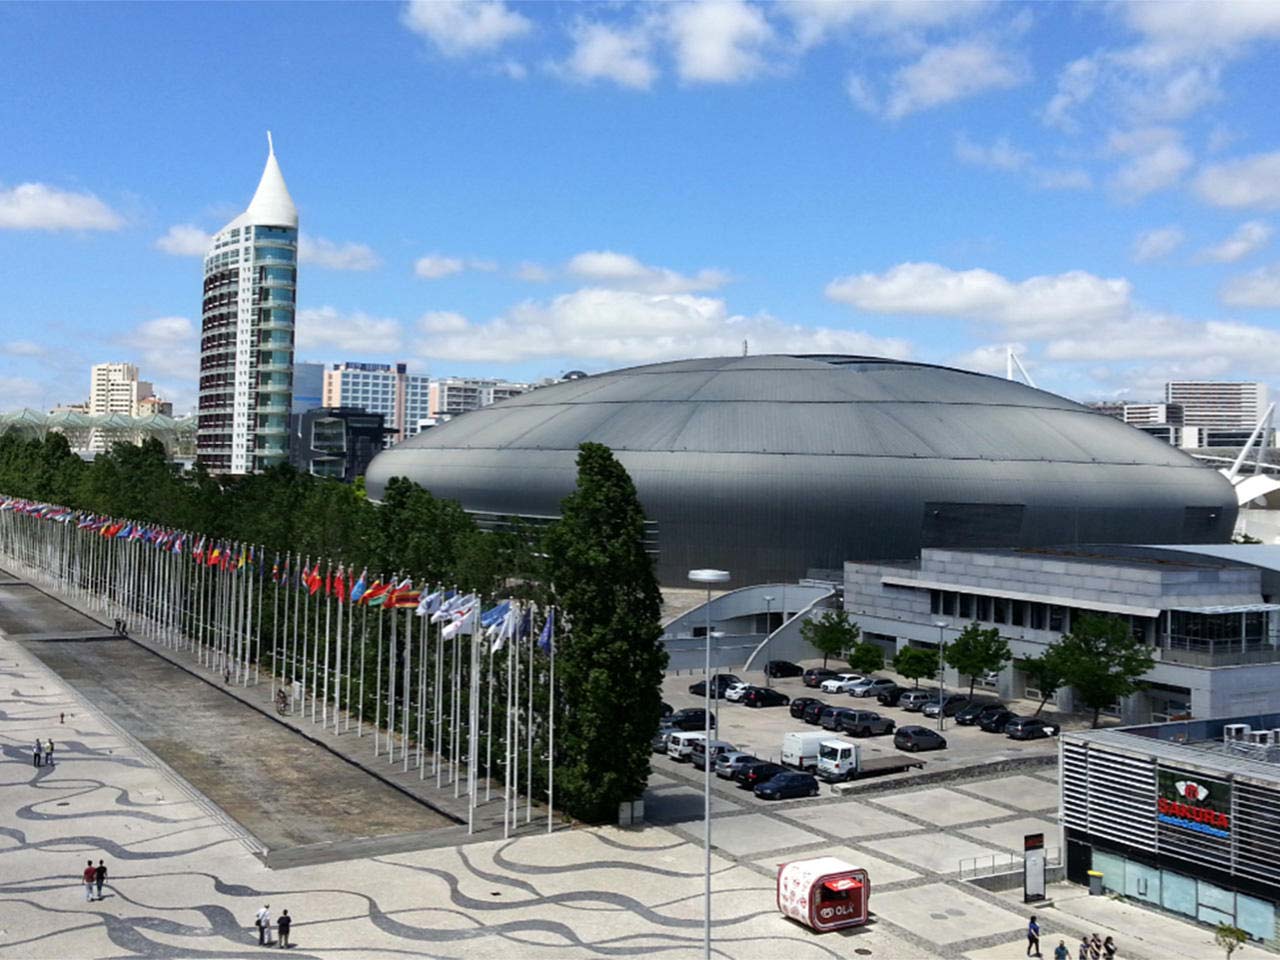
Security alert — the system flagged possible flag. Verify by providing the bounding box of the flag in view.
[387,577,418,608]
[272,555,280,583]
[307,564,323,595]
[490,603,520,653]
[193,536,205,562]
[481,600,511,629]
[173,534,185,555]
[363,581,390,607]
[237,546,247,571]
[415,588,450,617]
[538,608,555,653]
[324,565,332,597]
[115,523,134,540]
[349,569,368,604]
[431,592,474,623]
[335,565,347,602]
[208,544,222,567]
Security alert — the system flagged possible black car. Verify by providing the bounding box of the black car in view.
[765,660,804,678]
[837,710,895,737]
[802,700,829,725]
[876,684,905,707]
[755,771,820,800]
[954,701,1005,726]
[922,693,971,719]
[1006,716,1060,740]
[688,673,742,697]
[802,667,839,688]
[820,706,857,731]
[668,708,717,731]
[978,708,1016,733]
[660,701,673,717]
[735,761,788,790]
[894,725,947,752]
[743,687,790,708]
[790,696,824,719]
[651,725,676,754]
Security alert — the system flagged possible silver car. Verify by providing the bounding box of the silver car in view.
[899,689,937,712]
[715,750,757,780]
[848,677,896,698]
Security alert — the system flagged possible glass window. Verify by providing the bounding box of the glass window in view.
[1236,892,1276,942]
[1049,606,1065,632]
[959,594,973,618]
[942,592,956,616]
[976,595,992,621]
[1011,601,1025,627]
[930,591,940,615]
[994,597,1008,624]
[1160,869,1196,918]
[1197,880,1236,927]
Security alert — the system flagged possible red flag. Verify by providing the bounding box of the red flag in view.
[335,565,347,603]
[325,565,333,597]
[307,565,322,595]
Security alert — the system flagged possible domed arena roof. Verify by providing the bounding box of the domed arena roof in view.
[366,355,1237,585]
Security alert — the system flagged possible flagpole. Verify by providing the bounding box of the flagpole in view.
[334,566,343,734]
[322,561,331,726]
[270,554,280,701]
[345,581,354,733]
[374,586,384,755]
[402,600,411,773]
[417,596,428,778]
[434,610,444,784]
[467,603,480,835]
[388,586,397,764]
[358,599,368,738]
[526,608,534,824]
[548,605,556,835]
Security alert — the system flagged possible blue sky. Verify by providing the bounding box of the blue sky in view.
[3,1,1280,414]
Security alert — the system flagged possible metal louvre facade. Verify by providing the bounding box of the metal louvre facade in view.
[1062,741,1157,850]
[366,355,1237,586]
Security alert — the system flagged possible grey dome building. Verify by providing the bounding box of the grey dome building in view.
[365,356,1237,586]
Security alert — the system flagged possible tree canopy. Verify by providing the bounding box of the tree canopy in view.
[892,646,937,688]
[1056,613,1155,727]
[845,640,885,675]
[944,623,1011,697]
[800,609,861,667]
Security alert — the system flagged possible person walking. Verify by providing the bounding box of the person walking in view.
[1054,940,1069,960]
[1027,915,1042,957]
[44,738,54,767]
[32,740,42,768]
[1102,936,1117,960]
[82,860,95,902]
[256,903,272,945]
[1089,933,1103,960]
[94,860,107,900]
[1078,935,1090,960]
[277,909,291,949]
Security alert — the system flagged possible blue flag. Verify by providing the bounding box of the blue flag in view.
[350,569,368,604]
[538,608,555,653]
[481,601,511,629]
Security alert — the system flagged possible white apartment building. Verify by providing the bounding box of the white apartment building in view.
[89,363,153,417]
[1166,381,1268,430]
[1123,402,1183,426]
[322,361,430,445]
[196,133,298,475]
[428,377,528,418]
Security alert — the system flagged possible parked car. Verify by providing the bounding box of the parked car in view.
[660,701,673,717]
[688,674,742,698]
[894,725,947,752]
[898,689,937,712]
[820,673,865,694]
[651,724,676,754]
[715,751,758,780]
[724,682,753,703]
[954,701,1005,726]
[691,739,737,771]
[802,700,830,724]
[922,693,971,718]
[743,687,790,708]
[668,708,716,731]
[820,707,858,731]
[848,677,897,698]
[978,708,1017,733]
[735,761,788,790]
[802,667,840,688]
[765,660,804,678]
[876,684,905,707]
[790,696,824,719]
[837,710,895,737]
[667,731,706,761]
[755,771,820,800]
[1006,717,1060,740]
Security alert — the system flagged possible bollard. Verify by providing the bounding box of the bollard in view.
[1087,870,1103,895]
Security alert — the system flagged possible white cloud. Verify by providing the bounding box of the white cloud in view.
[1,340,45,357]
[298,234,380,271]
[119,317,199,408]
[783,0,984,49]
[0,376,45,409]
[515,261,552,282]
[566,250,730,294]
[400,0,532,56]
[1044,313,1280,369]
[862,39,1027,120]
[1132,226,1185,262]
[155,223,211,256]
[1107,127,1193,200]
[419,311,471,334]
[1042,56,1098,133]
[1195,151,1280,209]
[668,0,773,84]
[1033,168,1093,191]
[949,342,1030,378]
[413,287,910,364]
[1220,264,1280,308]
[826,262,1132,337]
[414,255,466,279]
[0,183,124,231]
[954,133,1029,172]
[1201,221,1273,263]
[1123,2,1280,63]
[295,306,403,353]
[563,21,657,89]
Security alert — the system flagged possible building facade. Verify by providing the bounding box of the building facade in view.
[137,396,173,417]
[293,362,324,413]
[1167,381,1268,430]
[288,406,385,482]
[196,134,298,475]
[89,363,153,417]
[427,377,528,418]
[322,361,430,445]
[1062,717,1280,947]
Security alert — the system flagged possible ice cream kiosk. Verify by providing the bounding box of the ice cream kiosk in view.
[777,857,869,932]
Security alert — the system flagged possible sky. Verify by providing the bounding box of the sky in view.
[2,1,1280,415]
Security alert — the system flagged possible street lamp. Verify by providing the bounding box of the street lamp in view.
[689,567,730,960]
[762,594,775,687]
[933,619,948,732]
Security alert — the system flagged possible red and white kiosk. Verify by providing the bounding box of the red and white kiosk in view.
[776,856,870,932]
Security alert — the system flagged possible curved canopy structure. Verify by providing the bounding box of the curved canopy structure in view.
[366,355,1238,585]
[0,409,195,455]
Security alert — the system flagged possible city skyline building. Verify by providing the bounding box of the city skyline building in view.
[322,361,429,446]
[427,376,528,419]
[1165,381,1268,430]
[196,133,298,475]
[293,362,324,414]
[89,362,153,417]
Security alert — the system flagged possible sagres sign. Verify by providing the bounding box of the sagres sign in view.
[1157,768,1231,839]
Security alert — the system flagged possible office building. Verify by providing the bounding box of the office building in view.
[196,133,298,475]
[293,362,324,413]
[137,396,173,417]
[322,361,430,445]
[427,377,528,418]
[1166,381,1268,430]
[1124,402,1184,426]
[288,406,385,483]
[89,363,153,417]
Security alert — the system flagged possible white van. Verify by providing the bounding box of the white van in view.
[691,739,736,771]
[668,731,707,762]
[781,731,831,771]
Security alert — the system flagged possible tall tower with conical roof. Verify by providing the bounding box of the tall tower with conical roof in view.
[196,133,298,474]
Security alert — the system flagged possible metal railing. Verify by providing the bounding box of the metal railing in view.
[958,846,1060,880]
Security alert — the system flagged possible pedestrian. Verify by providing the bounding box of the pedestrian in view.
[82,860,95,902]
[1027,915,1042,957]
[60,711,65,724]
[32,741,41,768]
[94,859,107,900]
[1078,936,1090,960]
[1054,941,1069,960]
[277,909,291,949]
[44,738,54,767]
[1089,933,1103,960]
[225,667,232,685]
[1102,936,1116,960]
[256,903,272,945]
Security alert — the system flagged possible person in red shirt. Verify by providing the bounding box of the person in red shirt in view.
[82,860,95,902]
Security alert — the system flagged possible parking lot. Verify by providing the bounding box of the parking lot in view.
[652,659,1062,813]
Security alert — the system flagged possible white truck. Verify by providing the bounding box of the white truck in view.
[814,737,924,782]
[781,731,831,772]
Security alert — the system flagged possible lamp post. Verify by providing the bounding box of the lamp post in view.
[933,619,948,732]
[689,568,730,960]
[762,594,775,687]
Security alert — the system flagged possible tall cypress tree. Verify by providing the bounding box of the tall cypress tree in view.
[546,442,666,823]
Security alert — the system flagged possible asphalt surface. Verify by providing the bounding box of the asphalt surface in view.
[0,584,106,636]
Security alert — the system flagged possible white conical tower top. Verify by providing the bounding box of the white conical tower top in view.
[240,130,298,228]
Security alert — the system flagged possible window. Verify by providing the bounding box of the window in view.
[1011,601,1025,627]
[959,594,973,618]
[977,595,992,621]
[930,590,940,615]
[1049,606,1065,632]
[994,597,1008,624]
[942,592,956,616]
[1030,604,1046,630]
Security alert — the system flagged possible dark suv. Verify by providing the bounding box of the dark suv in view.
[790,696,824,719]
[820,707,857,731]
[876,684,905,707]
[837,710,895,737]
[735,761,787,790]
[955,701,1006,726]
[765,660,804,678]
[802,700,829,725]
[802,667,839,688]
[668,708,717,731]
[688,674,742,697]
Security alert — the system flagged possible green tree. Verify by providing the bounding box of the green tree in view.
[845,640,884,675]
[800,609,861,667]
[944,623,1012,697]
[1056,613,1155,728]
[892,646,937,688]
[1215,923,1247,960]
[1022,646,1068,716]
[544,443,666,823]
